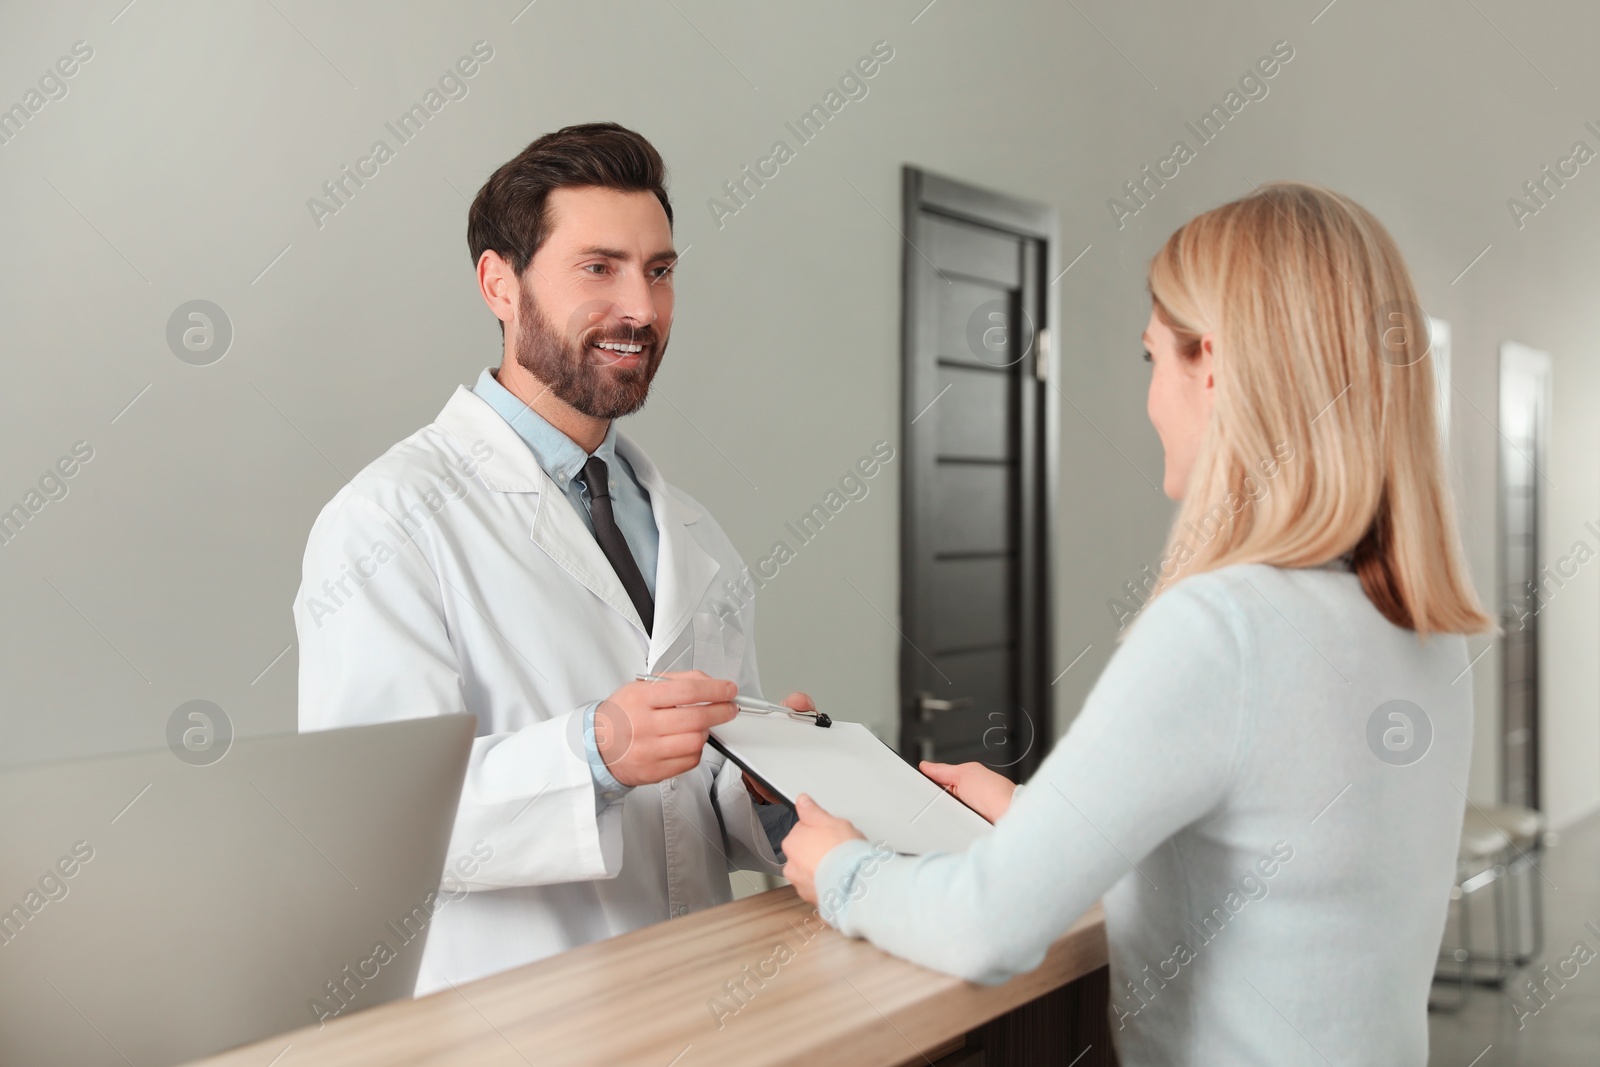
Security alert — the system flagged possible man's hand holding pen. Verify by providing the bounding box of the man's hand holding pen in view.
[607,671,819,794]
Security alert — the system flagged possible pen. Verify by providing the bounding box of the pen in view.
[634,673,832,727]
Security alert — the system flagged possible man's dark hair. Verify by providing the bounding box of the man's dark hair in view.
[467,122,673,279]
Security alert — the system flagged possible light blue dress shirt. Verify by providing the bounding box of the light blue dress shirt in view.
[472,368,656,811]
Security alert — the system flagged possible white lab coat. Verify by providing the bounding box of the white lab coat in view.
[293,384,782,994]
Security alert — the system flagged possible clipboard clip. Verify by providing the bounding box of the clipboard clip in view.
[735,696,832,729]
[635,674,832,727]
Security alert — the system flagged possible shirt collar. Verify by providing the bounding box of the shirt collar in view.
[471,367,617,487]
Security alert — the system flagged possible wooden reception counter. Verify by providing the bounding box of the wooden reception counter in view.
[186,888,1113,1067]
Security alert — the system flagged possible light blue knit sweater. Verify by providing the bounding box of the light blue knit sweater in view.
[814,562,1472,1066]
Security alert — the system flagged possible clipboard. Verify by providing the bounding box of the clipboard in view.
[709,712,993,855]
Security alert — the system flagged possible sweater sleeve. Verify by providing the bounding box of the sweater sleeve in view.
[812,575,1252,985]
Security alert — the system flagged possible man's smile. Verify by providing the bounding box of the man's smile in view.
[589,337,649,367]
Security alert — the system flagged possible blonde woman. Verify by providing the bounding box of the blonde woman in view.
[781,182,1491,1065]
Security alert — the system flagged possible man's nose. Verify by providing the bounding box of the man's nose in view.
[611,270,659,327]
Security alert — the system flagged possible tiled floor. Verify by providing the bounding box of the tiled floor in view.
[1429,811,1600,1065]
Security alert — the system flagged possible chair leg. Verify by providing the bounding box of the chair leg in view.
[1456,857,1514,988]
[1517,843,1545,966]
[1483,841,1546,970]
[1432,883,1474,1012]
[1482,860,1511,987]
[1505,850,1522,960]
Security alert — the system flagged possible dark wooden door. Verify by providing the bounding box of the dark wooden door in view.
[900,168,1056,783]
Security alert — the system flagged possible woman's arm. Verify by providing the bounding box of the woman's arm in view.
[799,574,1253,985]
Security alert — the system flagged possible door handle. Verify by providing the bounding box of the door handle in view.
[916,693,975,722]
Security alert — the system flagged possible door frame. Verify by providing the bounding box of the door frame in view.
[898,166,1060,780]
[1497,341,1551,810]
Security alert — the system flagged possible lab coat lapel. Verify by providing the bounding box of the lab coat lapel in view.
[526,479,648,636]
[435,386,646,635]
[617,431,720,666]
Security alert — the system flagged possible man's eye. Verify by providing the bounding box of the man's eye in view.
[650,265,675,280]
[583,263,608,275]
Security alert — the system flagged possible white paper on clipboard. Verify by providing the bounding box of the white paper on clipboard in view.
[709,712,993,856]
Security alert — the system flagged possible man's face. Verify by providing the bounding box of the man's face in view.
[513,186,676,419]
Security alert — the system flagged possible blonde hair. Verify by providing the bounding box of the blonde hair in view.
[1146,181,1490,635]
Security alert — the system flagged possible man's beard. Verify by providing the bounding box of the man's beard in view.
[513,287,667,420]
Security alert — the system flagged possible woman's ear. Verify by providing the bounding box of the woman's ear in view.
[1198,333,1217,392]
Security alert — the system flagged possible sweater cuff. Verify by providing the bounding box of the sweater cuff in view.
[813,838,880,931]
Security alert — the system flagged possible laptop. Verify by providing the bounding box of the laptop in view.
[0,714,474,1066]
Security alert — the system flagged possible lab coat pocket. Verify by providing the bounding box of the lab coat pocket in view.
[692,611,746,683]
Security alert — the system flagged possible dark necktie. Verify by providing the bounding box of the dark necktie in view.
[580,456,654,635]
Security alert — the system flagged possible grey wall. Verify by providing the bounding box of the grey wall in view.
[2,0,1596,827]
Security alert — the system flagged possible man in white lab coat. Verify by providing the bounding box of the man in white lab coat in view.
[293,123,807,994]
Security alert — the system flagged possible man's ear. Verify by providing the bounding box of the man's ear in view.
[476,249,520,331]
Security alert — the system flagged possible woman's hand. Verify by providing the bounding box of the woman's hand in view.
[780,794,865,904]
[919,761,1016,824]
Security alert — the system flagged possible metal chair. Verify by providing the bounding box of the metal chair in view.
[1432,803,1551,1011]
[1472,804,1549,968]
[1432,809,1511,1010]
